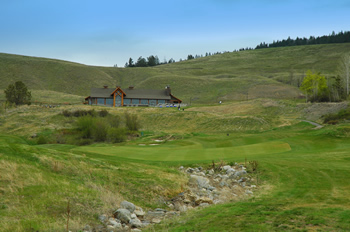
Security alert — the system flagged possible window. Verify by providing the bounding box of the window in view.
[158,99,165,104]
[97,98,104,105]
[132,99,140,104]
[116,95,122,106]
[106,98,113,106]
[140,99,148,105]
[124,98,131,105]
[149,99,156,106]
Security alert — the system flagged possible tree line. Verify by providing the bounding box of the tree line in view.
[256,31,350,49]
[121,30,349,68]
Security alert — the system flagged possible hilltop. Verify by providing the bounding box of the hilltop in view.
[1,43,350,103]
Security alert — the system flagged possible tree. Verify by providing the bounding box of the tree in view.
[4,81,32,105]
[338,53,350,97]
[300,70,328,102]
[128,57,134,67]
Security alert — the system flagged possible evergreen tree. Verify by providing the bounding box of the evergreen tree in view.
[4,81,32,105]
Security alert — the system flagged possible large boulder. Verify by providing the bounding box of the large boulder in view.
[114,208,131,224]
[120,200,136,213]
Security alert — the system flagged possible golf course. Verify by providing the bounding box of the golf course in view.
[0,44,350,231]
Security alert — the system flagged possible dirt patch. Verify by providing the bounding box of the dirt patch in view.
[301,102,348,121]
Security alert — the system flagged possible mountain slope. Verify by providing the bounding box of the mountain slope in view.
[1,43,349,103]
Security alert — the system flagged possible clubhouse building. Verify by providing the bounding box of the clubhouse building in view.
[85,85,182,107]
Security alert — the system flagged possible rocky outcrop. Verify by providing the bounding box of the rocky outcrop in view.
[82,163,257,231]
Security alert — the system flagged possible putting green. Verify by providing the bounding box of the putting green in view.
[74,140,291,161]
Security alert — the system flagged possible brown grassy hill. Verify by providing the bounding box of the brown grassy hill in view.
[1,43,349,103]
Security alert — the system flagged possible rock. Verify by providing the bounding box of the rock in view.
[134,208,145,217]
[120,200,136,213]
[195,197,213,205]
[222,165,231,170]
[168,203,174,210]
[245,190,253,195]
[189,175,210,189]
[152,218,162,224]
[130,218,143,228]
[114,208,131,223]
[251,185,257,188]
[208,169,214,175]
[82,225,92,232]
[106,225,115,232]
[99,214,108,223]
[186,168,195,173]
[198,172,206,176]
[226,168,236,175]
[131,213,137,219]
[199,203,210,207]
[179,166,184,170]
[174,202,187,212]
[147,210,165,217]
[108,218,122,228]
[131,229,142,232]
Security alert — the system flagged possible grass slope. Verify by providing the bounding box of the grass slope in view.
[1,43,350,103]
[1,102,350,231]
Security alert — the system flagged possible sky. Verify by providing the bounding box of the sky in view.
[1,0,349,67]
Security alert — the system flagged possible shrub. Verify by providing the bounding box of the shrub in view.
[37,135,48,144]
[125,112,140,131]
[107,115,121,128]
[62,110,72,117]
[99,109,109,117]
[76,116,96,138]
[92,119,109,142]
[107,128,126,143]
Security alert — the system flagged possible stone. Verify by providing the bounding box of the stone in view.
[226,168,236,175]
[195,197,213,205]
[147,210,165,217]
[106,225,115,232]
[120,200,136,213]
[245,190,253,195]
[179,166,184,170]
[99,214,108,223]
[208,169,214,175]
[131,213,137,219]
[186,168,195,173]
[134,209,145,217]
[222,165,231,170]
[152,218,162,224]
[82,225,92,232]
[199,203,210,207]
[251,185,257,188]
[130,218,143,228]
[131,229,142,232]
[189,175,211,189]
[174,202,187,212]
[108,218,122,228]
[114,208,131,223]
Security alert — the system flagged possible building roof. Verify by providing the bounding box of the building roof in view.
[90,87,171,100]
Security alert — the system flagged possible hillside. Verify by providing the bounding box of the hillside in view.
[1,43,350,103]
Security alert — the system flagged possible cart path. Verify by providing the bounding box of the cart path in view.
[302,120,324,129]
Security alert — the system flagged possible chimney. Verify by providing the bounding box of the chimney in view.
[103,85,108,89]
[165,85,171,95]
[129,86,134,90]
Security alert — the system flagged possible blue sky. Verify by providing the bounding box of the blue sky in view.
[1,0,349,66]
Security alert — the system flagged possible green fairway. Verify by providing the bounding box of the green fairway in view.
[74,140,291,161]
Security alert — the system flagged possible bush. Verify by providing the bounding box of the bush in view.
[125,112,140,131]
[107,128,126,143]
[37,135,48,144]
[107,115,121,128]
[93,119,109,142]
[99,109,109,117]
[76,116,96,138]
